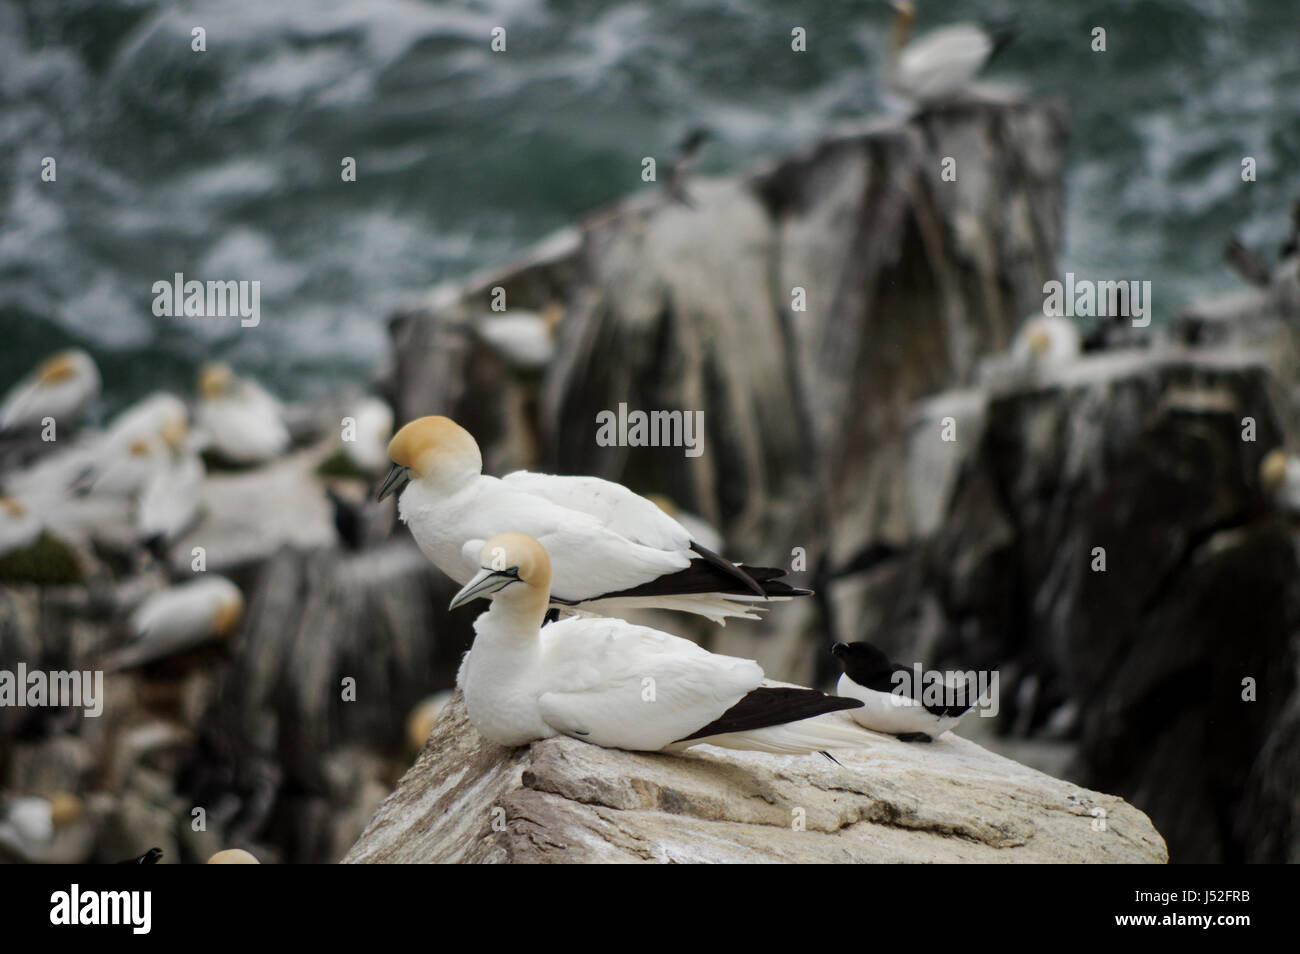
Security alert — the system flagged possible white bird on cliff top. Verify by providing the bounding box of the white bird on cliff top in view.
[1011,314,1081,373]
[883,1,1016,107]
[195,362,289,465]
[339,395,394,476]
[376,416,809,623]
[831,641,986,742]
[474,304,564,371]
[78,393,190,497]
[0,349,100,434]
[451,533,870,754]
[103,576,244,670]
[136,417,205,552]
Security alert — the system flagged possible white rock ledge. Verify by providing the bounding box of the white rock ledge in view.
[344,692,1168,864]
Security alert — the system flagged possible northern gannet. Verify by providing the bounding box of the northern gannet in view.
[339,395,394,476]
[831,641,984,742]
[195,363,290,466]
[883,1,1015,107]
[69,393,189,498]
[103,576,243,670]
[474,305,564,370]
[451,533,872,754]
[0,349,100,433]
[1011,314,1082,373]
[0,495,43,557]
[377,416,809,623]
[1260,449,1300,512]
[207,849,259,864]
[406,691,454,753]
[136,415,205,552]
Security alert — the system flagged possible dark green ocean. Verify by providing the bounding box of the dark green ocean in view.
[2,0,1298,407]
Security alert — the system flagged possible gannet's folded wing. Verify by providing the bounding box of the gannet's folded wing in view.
[500,471,692,552]
[461,522,692,604]
[536,618,762,750]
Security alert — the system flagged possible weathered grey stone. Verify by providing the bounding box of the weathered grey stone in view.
[344,691,1166,864]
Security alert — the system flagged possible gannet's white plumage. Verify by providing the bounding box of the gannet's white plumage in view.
[883,1,1009,106]
[195,363,289,465]
[832,641,984,741]
[380,416,808,623]
[67,392,189,498]
[136,418,205,548]
[474,305,563,370]
[452,533,870,754]
[1011,315,1082,373]
[1261,448,1300,512]
[104,576,243,669]
[0,350,100,433]
[0,495,44,557]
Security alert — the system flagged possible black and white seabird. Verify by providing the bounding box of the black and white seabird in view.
[831,641,984,742]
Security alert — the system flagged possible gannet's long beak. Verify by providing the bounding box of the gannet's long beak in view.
[374,463,410,502]
[449,567,519,611]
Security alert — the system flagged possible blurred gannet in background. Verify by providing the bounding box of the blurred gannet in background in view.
[451,534,870,754]
[103,575,243,670]
[0,349,100,433]
[1260,449,1300,513]
[832,641,985,742]
[883,1,1015,107]
[0,794,86,863]
[76,392,189,497]
[1012,314,1082,373]
[207,848,259,864]
[195,363,289,465]
[0,495,44,557]
[406,690,455,753]
[136,416,205,553]
[474,304,564,370]
[664,127,713,208]
[378,416,809,623]
[339,395,394,475]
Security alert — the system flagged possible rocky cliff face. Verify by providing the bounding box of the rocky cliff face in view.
[344,692,1166,864]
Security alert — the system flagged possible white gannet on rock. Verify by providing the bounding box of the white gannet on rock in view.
[0,794,85,863]
[136,415,205,552]
[339,395,394,475]
[473,304,564,371]
[883,1,1015,108]
[1260,448,1300,513]
[195,362,290,466]
[0,349,100,433]
[0,495,44,557]
[831,641,986,742]
[451,533,871,755]
[1012,314,1082,374]
[76,392,190,497]
[377,416,809,623]
[103,575,244,670]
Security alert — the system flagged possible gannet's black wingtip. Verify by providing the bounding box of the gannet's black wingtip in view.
[689,541,766,596]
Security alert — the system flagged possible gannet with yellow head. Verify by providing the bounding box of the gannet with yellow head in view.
[883,1,1015,107]
[378,415,809,623]
[103,575,244,670]
[0,349,100,433]
[451,533,869,754]
[195,362,289,465]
